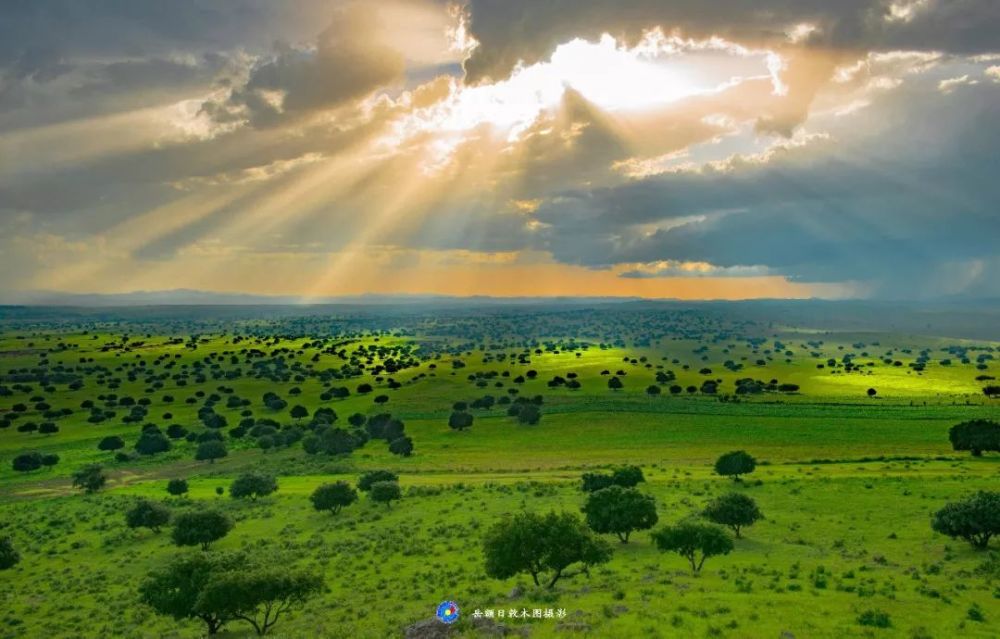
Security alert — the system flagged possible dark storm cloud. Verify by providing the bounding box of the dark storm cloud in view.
[0,1,358,127]
[532,76,1000,296]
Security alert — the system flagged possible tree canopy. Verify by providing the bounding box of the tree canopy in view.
[714,450,757,480]
[194,567,323,636]
[310,482,358,515]
[703,493,763,538]
[653,522,734,574]
[195,440,229,463]
[358,470,398,492]
[582,486,658,543]
[126,499,172,533]
[72,464,107,493]
[931,491,1000,549]
[369,481,401,508]
[948,420,1000,457]
[0,537,19,570]
[230,472,278,500]
[171,510,233,550]
[483,511,613,588]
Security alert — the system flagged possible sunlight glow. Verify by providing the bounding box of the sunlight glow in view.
[387,35,703,145]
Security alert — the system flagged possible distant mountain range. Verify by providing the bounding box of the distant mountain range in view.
[0,289,647,307]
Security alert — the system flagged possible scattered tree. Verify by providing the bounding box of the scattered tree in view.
[0,537,19,570]
[581,472,614,493]
[703,493,763,538]
[516,404,541,425]
[195,440,229,464]
[369,481,401,508]
[140,551,244,635]
[714,450,757,481]
[612,465,645,488]
[388,436,413,457]
[12,452,43,472]
[653,522,734,574]
[483,511,613,588]
[310,482,358,515]
[948,419,1000,457]
[98,435,125,452]
[172,510,233,550]
[167,478,189,497]
[448,411,474,431]
[195,567,323,636]
[126,499,172,533]
[931,491,1000,549]
[230,472,278,501]
[582,486,658,543]
[135,431,171,456]
[358,470,398,492]
[72,464,107,493]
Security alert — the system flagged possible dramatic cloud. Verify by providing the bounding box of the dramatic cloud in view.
[214,5,407,127]
[0,1,997,300]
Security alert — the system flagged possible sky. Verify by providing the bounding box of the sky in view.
[0,0,998,301]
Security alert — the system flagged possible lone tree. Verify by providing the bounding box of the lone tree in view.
[310,482,358,515]
[167,478,190,497]
[931,491,1000,549]
[703,493,763,538]
[195,567,324,636]
[0,537,19,570]
[230,472,278,501]
[195,440,229,464]
[608,376,624,391]
[984,385,1000,399]
[948,419,1000,457]
[172,510,233,550]
[714,450,757,481]
[126,499,172,533]
[140,551,245,635]
[448,411,474,431]
[289,405,309,422]
[483,511,612,588]
[582,486,658,543]
[72,464,107,493]
[653,522,734,574]
[369,480,402,508]
[867,387,877,398]
[358,470,398,492]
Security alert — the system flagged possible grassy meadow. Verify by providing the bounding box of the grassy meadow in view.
[0,304,998,638]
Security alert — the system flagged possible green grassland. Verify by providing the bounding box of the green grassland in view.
[0,307,998,638]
